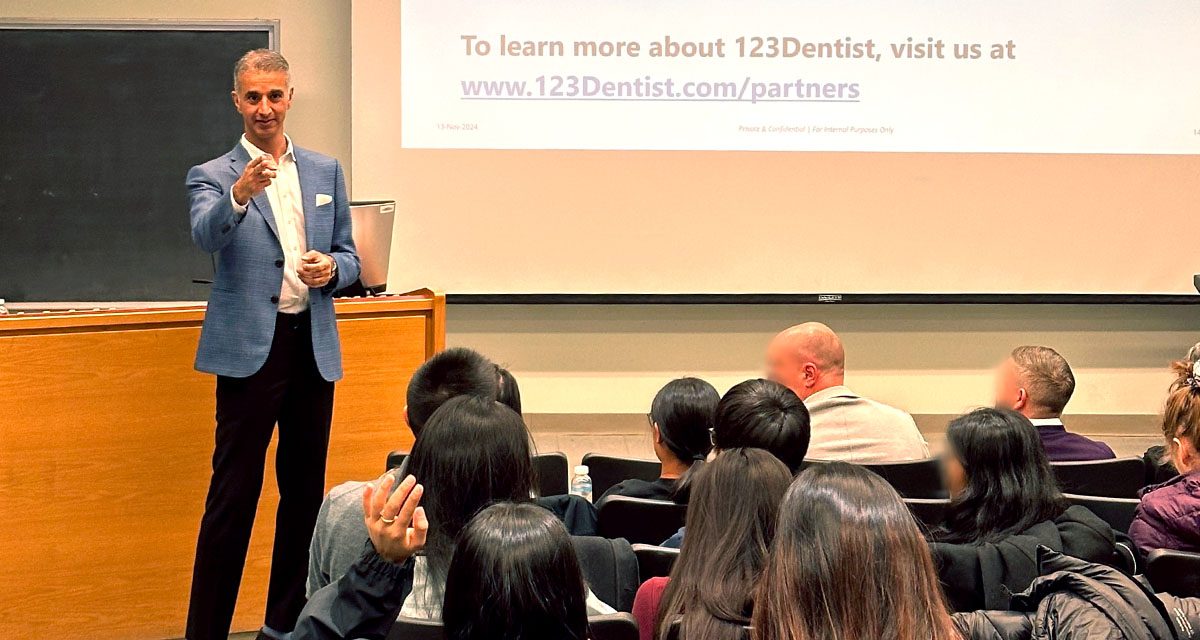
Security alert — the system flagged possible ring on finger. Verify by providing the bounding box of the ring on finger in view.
[380,515,397,524]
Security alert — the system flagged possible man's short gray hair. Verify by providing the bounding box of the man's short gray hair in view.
[233,49,290,91]
[1011,345,1076,416]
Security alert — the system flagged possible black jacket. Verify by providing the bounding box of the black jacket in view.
[931,505,1116,611]
[291,543,415,640]
[954,547,1200,640]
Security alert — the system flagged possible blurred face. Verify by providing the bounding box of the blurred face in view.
[992,357,1027,414]
[942,447,968,498]
[766,338,816,399]
[232,69,292,144]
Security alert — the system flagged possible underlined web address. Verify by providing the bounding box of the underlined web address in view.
[460,75,862,103]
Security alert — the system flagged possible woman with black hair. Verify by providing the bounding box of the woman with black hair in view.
[442,502,591,640]
[632,448,792,640]
[931,407,1115,610]
[598,377,719,504]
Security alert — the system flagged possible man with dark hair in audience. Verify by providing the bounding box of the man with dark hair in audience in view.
[306,347,498,595]
[766,322,928,462]
[993,345,1115,462]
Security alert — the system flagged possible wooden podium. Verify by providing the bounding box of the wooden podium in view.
[0,292,443,638]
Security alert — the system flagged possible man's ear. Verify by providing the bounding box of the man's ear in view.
[802,363,820,387]
[288,86,295,101]
[403,405,411,428]
[230,90,239,108]
[1013,388,1029,412]
[652,423,664,445]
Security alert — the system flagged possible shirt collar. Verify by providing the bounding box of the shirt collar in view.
[1028,417,1065,427]
[805,385,857,404]
[240,133,294,162]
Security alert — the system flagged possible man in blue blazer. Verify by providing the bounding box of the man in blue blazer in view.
[184,49,360,640]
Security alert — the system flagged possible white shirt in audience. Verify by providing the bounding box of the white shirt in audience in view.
[803,385,929,463]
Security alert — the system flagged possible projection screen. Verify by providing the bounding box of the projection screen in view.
[369,0,1200,296]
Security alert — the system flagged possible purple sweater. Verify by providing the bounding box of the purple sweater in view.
[1129,471,1200,554]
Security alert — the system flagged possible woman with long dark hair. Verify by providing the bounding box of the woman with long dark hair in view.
[631,448,792,640]
[399,394,537,617]
[599,377,719,504]
[938,407,1070,543]
[931,407,1114,610]
[754,462,962,640]
[442,502,591,640]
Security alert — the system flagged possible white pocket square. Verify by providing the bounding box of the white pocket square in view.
[316,193,333,207]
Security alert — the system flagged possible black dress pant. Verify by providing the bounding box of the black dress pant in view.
[186,311,334,639]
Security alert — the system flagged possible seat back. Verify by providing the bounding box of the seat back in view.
[389,613,640,640]
[386,616,441,640]
[1064,493,1139,534]
[632,543,680,581]
[804,457,945,498]
[1051,457,1146,499]
[385,449,408,472]
[572,536,639,612]
[597,496,687,545]
[590,612,640,640]
[535,451,570,496]
[903,498,949,531]
[583,453,661,499]
[1146,548,1200,597]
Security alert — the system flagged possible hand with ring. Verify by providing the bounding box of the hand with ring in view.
[362,473,428,564]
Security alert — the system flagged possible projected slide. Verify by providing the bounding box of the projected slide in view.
[401,0,1200,153]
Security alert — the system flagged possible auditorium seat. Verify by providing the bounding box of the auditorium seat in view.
[534,451,570,496]
[583,453,661,500]
[387,613,640,640]
[385,449,407,471]
[903,497,949,530]
[1145,549,1200,598]
[632,543,680,581]
[597,496,687,545]
[804,457,946,498]
[572,536,639,612]
[1051,457,1147,498]
[1064,493,1139,534]
[385,450,570,497]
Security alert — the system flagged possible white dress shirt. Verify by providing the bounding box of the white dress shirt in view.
[803,385,930,463]
[230,134,309,313]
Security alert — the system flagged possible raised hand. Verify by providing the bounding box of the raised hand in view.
[231,153,278,205]
[362,474,428,564]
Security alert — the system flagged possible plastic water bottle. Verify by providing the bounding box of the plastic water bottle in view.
[570,465,593,503]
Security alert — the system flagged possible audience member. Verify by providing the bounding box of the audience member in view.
[634,448,791,640]
[753,462,962,640]
[442,503,590,640]
[766,322,928,462]
[993,345,1115,462]
[496,365,523,415]
[931,408,1115,610]
[1143,342,1200,483]
[307,348,497,596]
[599,377,719,505]
[710,379,811,474]
[1130,360,1200,554]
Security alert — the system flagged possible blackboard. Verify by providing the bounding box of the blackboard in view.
[0,24,273,302]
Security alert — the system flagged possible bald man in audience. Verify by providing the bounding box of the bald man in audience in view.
[765,323,929,462]
[993,345,1115,462]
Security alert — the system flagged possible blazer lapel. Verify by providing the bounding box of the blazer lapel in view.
[295,148,317,248]
[227,143,280,242]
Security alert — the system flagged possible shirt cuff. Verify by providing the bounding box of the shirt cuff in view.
[230,189,248,215]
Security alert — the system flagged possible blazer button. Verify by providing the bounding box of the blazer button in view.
[275,259,284,268]
[270,295,280,304]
